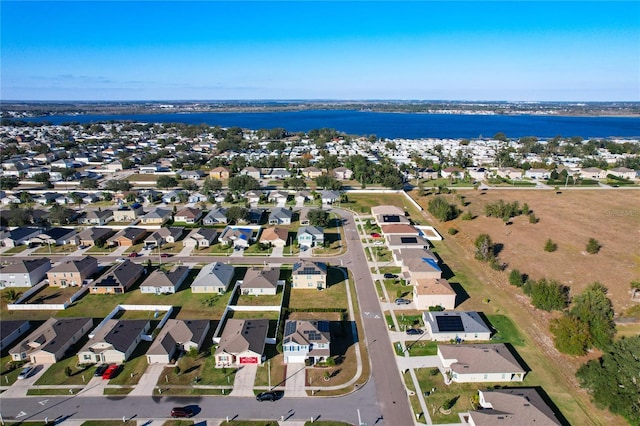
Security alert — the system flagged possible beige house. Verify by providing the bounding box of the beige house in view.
[608,166,636,180]
[292,261,327,289]
[214,319,268,367]
[393,248,442,282]
[438,344,526,383]
[10,317,93,363]
[259,227,288,248]
[470,389,562,425]
[209,166,230,180]
[112,204,144,222]
[413,278,456,310]
[239,266,282,296]
[47,256,98,287]
[146,319,210,364]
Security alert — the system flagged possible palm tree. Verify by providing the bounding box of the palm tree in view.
[2,288,22,303]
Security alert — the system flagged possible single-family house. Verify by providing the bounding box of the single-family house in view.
[302,167,323,178]
[524,168,550,180]
[214,319,268,367]
[140,207,172,225]
[146,319,210,364]
[267,168,291,180]
[11,317,93,363]
[218,227,252,248]
[140,265,189,294]
[259,226,289,248]
[188,192,208,203]
[295,191,312,206]
[178,170,205,180]
[392,248,442,282]
[268,190,290,204]
[283,320,331,364]
[202,208,228,225]
[386,234,430,251]
[209,166,230,180]
[29,228,77,246]
[371,205,405,219]
[47,256,98,287]
[161,190,186,204]
[112,204,144,222]
[579,167,606,180]
[378,214,410,225]
[71,227,114,247]
[79,210,114,226]
[191,262,235,294]
[239,266,282,296]
[320,190,340,204]
[438,344,526,383]
[174,207,203,224]
[89,260,145,294]
[143,227,183,249]
[413,278,457,310]
[496,167,524,180]
[332,167,353,180]
[240,166,262,179]
[469,388,562,425]
[0,258,51,288]
[268,207,293,225]
[107,227,147,247]
[0,227,42,248]
[78,319,150,364]
[247,208,266,224]
[0,320,31,351]
[296,226,324,248]
[423,311,491,342]
[291,261,327,289]
[608,166,636,180]
[416,167,439,180]
[380,223,419,236]
[441,167,464,179]
[244,190,264,204]
[183,228,219,249]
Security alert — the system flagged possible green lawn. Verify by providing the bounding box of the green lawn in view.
[34,356,96,385]
[1,355,25,386]
[193,243,233,255]
[486,314,526,347]
[27,388,79,396]
[86,245,117,254]
[394,340,438,356]
[289,268,348,310]
[108,345,149,386]
[243,243,272,256]
[3,245,27,254]
[385,312,423,331]
[158,353,237,386]
[383,278,412,300]
[33,244,77,254]
[236,287,284,306]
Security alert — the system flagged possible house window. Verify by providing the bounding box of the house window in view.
[83,354,91,360]
[484,374,488,380]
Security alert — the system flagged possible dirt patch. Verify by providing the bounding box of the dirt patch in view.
[420,189,640,316]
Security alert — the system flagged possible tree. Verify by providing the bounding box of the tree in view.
[315,175,341,190]
[508,269,524,287]
[544,238,557,252]
[48,204,74,225]
[180,180,199,191]
[576,336,640,425]
[104,179,132,192]
[2,288,22,303]
[7,205,33,226]
[285,177,306,190]
[156,175,177,189]
[586,238,601,254]
[526,278,569,311]
[428,196,458,222]
[228,175,260,192]
[33,172,53,188]
[550,314,591,355]
[225,206,249,223]
[0,176,19,190]
[79,178,98,189]
[307,208,330,227]
[570,282,615,350]
[65,366,73,377]
[474,234,494,262]
[202,177,222,194]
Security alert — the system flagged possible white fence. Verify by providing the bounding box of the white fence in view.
[89,304,173,338]
[7,283,88,311]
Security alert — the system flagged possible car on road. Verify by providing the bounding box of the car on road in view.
[116,258,126,262]
[102,364,120,380]
[395,298,411,305]
[94,364,109,377]
[128,252,139,257]
[406,328,424,335]
[160,253,170,258]
[171,407,195,418]
[384,273,398,279]
[370,233,381,238]
[17,366,36,380]
[256,391,279,402]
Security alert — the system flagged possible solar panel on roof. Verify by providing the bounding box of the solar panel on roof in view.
[435,315,464,332]
[383,215,400,222]
[284,322,296,336]
[317,321,330,332]
[400,237,418,244]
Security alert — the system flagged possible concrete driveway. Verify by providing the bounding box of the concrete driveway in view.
[284,363,307,398]
[129,363,165,396]
[230,364,257,397]
[2,363,52,397]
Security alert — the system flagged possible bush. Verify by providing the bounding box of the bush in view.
[474,234,494,262]
[448,228,458,235]
[522,203,530,215]
[461,211,473,221]
[428,196,459,222]
[428,305,445,311]
[586,238,601,254]
[485,199,521,220]
[509,269,524,287]
[442,396,459,410]
[544,239,557,252]
[528,213,538,224]
[550,314,591,355]
[529,278,569,311]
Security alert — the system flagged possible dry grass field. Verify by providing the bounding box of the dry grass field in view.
[419,189,640,315]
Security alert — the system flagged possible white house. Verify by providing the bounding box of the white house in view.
[78,319,150,364]
[282,320,331,364]
[296,226,324,248]
[191,262,235,294]
[139,266,190,294]
[0,258,51,288]
[423,311,491,342]
[438,344,526,383]
[239,266,282,296]
[413,278,457,310]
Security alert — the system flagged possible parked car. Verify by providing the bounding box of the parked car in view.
[373,241,384,246]
[17,366,36,380]
[395,298,411,305]
[128,252,139,258]
[160,253,170,258]
[102,364,120,380]
[256,391,279,402]
[384,273,398,279]
[94,364,109,377]
[370,232,381,238]
[406,328,424,335]
[171,407,195,418]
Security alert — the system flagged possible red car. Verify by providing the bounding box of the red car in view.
[370,233,381,238]
[102,364,120,380]
[128,252,139,258]
[160,253,170,258]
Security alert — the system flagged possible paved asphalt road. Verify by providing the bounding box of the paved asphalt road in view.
[4,207,414,425]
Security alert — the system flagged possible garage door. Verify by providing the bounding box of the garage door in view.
[239,356,258,364]
[286,355,307,364]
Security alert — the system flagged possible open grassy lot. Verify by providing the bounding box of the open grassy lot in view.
[411,190,627,425]
[486,314,526,347]
[227,311,280,321]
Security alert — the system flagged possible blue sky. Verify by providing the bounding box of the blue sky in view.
[1,1,638,101]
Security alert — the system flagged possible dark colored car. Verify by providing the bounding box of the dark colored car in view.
[406,328,424,335]
[256,391,279,402]
[171,407,195,418]
[395,298,411,305]
[94,364,109,377]
[383,273,398,279]
[160,253,170,258]
[102,364,120,379]
[128,252,138,258]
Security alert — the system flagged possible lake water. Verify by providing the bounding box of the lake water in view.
[21,110,640,139]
